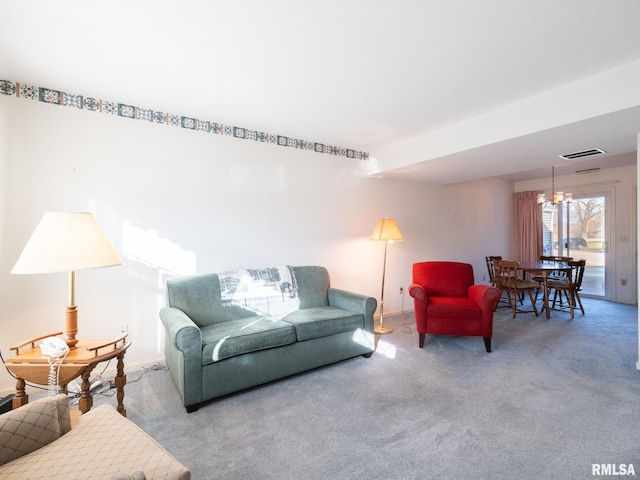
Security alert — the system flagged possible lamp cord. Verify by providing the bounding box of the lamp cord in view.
[0,348,16,379]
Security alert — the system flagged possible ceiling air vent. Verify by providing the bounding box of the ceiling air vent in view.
[558,148,606,160]
[576,167,600,175]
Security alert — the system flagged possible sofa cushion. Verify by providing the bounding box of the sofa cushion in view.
[283,307,365,341]
[427,297,482,319]
[217,266,300,319]
[291,266,330,308]
[201,315,297,364]
[166,272,256,328]
[0,395,62,466]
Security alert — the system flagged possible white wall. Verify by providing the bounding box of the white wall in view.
[0,98,7,265]
[0,94,514,392]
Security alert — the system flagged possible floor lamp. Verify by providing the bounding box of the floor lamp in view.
[11,212,122,349]
[370,216,403,334]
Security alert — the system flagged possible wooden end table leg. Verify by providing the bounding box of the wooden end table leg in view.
[13,377,28,409]
[79,370,94,414]
[114,352,127,417]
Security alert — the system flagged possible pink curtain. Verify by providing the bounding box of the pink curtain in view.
[513,191,542,263]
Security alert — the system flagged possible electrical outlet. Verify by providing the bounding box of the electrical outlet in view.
[621,279,627,286]
[399,286,404,295]
[119,324,128,333]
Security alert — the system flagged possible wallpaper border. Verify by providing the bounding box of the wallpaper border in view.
[0,79,369,161]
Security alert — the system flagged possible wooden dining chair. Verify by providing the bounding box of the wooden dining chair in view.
[486,256,511,310]
[539,255,573,279]
[485,256,502,286]
[493,260,539,319]
[533,255,573,307]
[534,256,572,280]
[546,259,586,318]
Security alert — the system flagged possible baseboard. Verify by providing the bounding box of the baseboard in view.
[374,308,414,320]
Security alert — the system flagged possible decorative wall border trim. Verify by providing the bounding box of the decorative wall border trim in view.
[0,79,369,161]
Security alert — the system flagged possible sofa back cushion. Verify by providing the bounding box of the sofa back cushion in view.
[412,261,474,298]
[217,266,299,319]
[166,266,332,327]
[166,273,255,328]
[291,266,330,308]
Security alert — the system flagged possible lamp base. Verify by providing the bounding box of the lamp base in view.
[374,324,393,335]
[65,305,79,349]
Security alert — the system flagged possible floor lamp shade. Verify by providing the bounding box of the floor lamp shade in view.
[370,217,403,243]
[12,212,122,348]
[370,216,403,335]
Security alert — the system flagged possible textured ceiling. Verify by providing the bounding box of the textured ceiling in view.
[1,0,639,183]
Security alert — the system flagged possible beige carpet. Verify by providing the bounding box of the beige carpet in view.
[89,297,639,479]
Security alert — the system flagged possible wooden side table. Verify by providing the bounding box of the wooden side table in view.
[4,333,131,417]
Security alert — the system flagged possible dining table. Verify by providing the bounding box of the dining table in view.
[518,261,572,319]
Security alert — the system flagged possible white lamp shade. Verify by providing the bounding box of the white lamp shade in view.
[12,212,122,274]
[370,217,403,242]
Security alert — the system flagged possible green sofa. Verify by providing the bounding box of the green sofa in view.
[159,266,377,412]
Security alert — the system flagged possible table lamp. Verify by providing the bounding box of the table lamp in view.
[11,212,122,348]
[370,216,403,334]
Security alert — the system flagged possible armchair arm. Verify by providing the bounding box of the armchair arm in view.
[469,284,501,336]
[408,283,427,301]
[409,283,429,332]
[468,284,501,312]
[0,394,70,466]
[327,288,377,332]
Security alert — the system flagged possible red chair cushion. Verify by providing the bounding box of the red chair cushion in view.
[427,297,482,319]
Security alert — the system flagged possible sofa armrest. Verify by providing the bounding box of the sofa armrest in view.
[159,306,202,354]
[0,394,70,466]
[159,306,204,408]
[327,288,377,332]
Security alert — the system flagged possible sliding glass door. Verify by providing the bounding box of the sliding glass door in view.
[541,193,608,298]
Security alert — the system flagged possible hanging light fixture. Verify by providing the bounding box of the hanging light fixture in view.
[537,166,572,207]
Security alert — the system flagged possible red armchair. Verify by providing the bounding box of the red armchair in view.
[409,261,501,352]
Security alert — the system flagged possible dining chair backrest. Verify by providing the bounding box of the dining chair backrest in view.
[540,255,573,280]
[568,259,586,290]
[485,256,502,285]
[492,259,520,289]
[540,255,573,263]
[493,259,540,318]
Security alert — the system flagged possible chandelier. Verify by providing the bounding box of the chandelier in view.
[537,166,572,207]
